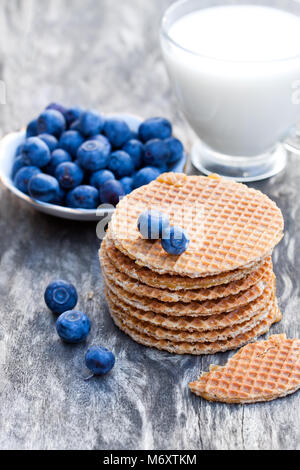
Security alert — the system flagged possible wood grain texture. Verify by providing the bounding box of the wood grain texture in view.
[0,0,299,450]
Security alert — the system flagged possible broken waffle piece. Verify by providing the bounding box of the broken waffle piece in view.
[189,334,300,403]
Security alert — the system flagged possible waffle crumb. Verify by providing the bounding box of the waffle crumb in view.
[207,173,222,180]
[157,172,187,187]
[88,291,94,300]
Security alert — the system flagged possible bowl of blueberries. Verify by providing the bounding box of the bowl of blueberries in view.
[0,103,187,221]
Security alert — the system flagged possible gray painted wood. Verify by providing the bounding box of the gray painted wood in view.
[0,0,299,450]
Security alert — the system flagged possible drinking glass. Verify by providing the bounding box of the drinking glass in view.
[160,0,300,181]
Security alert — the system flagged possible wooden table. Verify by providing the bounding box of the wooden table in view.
[0,0,299,450]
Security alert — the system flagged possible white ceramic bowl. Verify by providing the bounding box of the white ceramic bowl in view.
[0,114,187,221]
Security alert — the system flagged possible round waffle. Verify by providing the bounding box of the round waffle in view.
[105,283,274,332]
[104,235,265,290]
[103,271,270,317]
[108,300,282,355]
[105,287,273,343]
[189,334,300,403]
[110,173,283,277]
[100,243,271,303]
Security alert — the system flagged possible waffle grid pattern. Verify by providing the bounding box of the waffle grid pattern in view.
[100,244,271,303]
[110,174,283,277]
[104,283,274,332]
[104,272,269,316]
[104,236,264,290]
[189,335,300,403]
[105,286,273,343]
[108,300,281,355]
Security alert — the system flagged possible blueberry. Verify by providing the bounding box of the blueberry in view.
[165,137,184,164]
[120,176,133,195]
[108,151,134,179]
[137,210,170,239]
[90,169,115,189]
[54,187,66,206]
[44,280,78,314]
[55,162,84,189]
[103,118,132,148]
[131,131,139,140]
[12,156,27,178]
[161,226,190,255]
[59,130,84,158]
[38,133,58,152]
[26,119,38,138]
[70,119,81,131]
[45,149,72,176]
[158,164,168,173]
[14,166,41,194]
[21,137,51,168]
[89,134,112,155]
[65,106,83,126]
[66,185,99,209]
[46,102,67,116]
[78,110,105,137]
[15,144,24,157]
[99,180,125,206]
[85,346,115,376]
[143,139,170,167]
[56,310,91,344]
[138,117,172,143]
[132,166,160,189]
[123,139,144,169]
[77,140,110,171]
[37,109,66,137]
[16,143,25,156]
[28,174,60,203]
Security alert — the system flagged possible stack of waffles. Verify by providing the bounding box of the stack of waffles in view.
[100,173,284,355]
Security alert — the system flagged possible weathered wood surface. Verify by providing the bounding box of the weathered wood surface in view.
[0,0,299,450]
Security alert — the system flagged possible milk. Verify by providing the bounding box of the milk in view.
[161,5,300,156]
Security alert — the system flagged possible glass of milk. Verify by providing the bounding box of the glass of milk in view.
[160,0,300,181]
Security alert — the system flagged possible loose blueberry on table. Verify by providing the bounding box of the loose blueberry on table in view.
[56,310,91,344]
[44,279,114,380]
[85,346,115,377]
[12,103,185,209]
[44,280,78,314]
